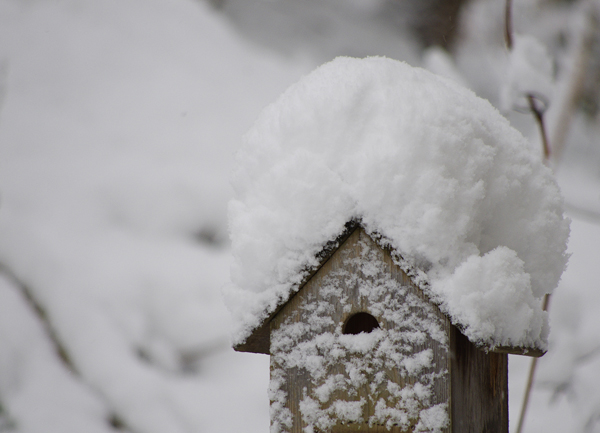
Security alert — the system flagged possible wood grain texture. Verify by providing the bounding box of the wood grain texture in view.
[270,228,451,433]
[490,345,545,358]
[450,326,509,433]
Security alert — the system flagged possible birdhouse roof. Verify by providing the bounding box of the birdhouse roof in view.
[233,221,545,357]
[226,56,569,356]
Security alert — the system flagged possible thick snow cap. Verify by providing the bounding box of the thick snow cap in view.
[227,56,570,351]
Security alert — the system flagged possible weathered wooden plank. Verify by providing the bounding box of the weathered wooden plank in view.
[234,321,270,354]
[450,326,508,433]
[490,345,545,358]
[270,228,452,433]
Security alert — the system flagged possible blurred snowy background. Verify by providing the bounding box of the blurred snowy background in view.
[0,0,598,432]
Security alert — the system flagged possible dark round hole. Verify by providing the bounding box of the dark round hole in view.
[343,312,380,335]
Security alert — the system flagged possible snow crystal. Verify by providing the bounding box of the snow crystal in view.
[228,56,569,351]
[414,404,449,433]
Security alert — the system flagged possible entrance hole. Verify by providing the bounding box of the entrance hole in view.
[343,312,380,335]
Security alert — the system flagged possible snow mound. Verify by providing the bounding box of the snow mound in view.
[227,56,570,350]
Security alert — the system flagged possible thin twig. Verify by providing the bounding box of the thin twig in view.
[504,0,556,430]
[0,263,134,432]
[514,116,552,432]
[515,293,551,433]
[564,202,600,225]
[507,3,598,432]
[0,262,77,373]
[527,94,551,161]
[515,356,538,433]
[550,9,597,164]
[505,0,513,50]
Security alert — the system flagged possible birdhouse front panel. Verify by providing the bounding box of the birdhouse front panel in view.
[269,228,452,433]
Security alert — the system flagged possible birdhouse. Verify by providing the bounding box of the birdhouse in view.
[229,56,569,433]
[234,221,544,433]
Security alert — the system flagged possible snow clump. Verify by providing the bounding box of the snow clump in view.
[227,56,570,351]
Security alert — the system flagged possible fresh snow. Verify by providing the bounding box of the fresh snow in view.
[0,275,113,433]
[229,56,570,351]
[0,0,309,432]
[1,0,599,432]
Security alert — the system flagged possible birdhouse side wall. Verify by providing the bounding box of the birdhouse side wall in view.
[450,327,509,432]
[269,228,452,433]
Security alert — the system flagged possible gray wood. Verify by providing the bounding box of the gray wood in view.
[270,228,451,433]
[237,223,531,433]
[450,326,509,433]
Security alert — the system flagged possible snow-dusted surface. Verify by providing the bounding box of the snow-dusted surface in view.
[270,233,448,433]
[228,56,569,351]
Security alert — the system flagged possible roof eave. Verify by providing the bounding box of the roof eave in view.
[233,321,270,354]
[488,345,546,358]
[232,220,548,359]
[233,220,362,354]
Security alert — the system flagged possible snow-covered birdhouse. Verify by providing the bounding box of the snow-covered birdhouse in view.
[228,57,569,433]
[234,220,544,432]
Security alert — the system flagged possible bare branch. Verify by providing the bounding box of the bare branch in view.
[515,356,538,433]
[505,0,514,50]
[514,291,550,433]
[565,202,600,225]
[0,263,133,432]
[550,9,598,164]
[0,262,77,373]
[527,94,551,162]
